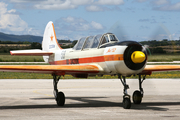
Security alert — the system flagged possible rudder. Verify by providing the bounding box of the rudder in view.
[42,21,62,52]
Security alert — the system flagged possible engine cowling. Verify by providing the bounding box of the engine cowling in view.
[104,41,147,76]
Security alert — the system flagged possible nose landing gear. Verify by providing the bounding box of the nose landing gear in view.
[132,75,145,104]
[118,74,146,109]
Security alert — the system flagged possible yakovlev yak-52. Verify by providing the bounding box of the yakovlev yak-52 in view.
[1,21,180,109]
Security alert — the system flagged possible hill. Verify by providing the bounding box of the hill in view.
[0,32,43,43]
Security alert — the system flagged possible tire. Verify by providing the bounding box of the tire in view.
[133,90,142,104]
[123,98,131,109]
[56,92,65,106]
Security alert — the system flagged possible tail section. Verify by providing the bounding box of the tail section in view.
[10,21,60,63]
[42,21,62,52]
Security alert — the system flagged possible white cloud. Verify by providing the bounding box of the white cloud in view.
[152,0,170,5]
[134,0,147,3]
[54,16,104,40]
[86,5,122,12]
[91,21,103,30]
[9,0,34,3]
[0,2,28,33]
[57,16,104,31]
[34,0,77,10]
[154,2,180,11]
[151,1,180,11]
[28,0,92,10]
[96,0,124,5]
[7,0,124,11]
[7,9,16,14]
[27,28,42,36]
[56,16,91,31]
[86,5,103,12]
[0,2,8,14]
[62,16,75,23]
[0,2,40,35]
[71,0,93,5]
[0,14,28,31]
[165,2,180,11]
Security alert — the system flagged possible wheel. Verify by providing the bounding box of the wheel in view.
[123,98,131,109]
[56,92,65,106]
[133,90,142,104]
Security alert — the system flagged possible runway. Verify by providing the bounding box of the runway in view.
[0,79,180,120]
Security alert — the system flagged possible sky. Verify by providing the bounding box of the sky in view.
[0,0,180,41]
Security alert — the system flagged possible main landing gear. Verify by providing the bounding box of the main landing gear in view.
[118,74,146,109]
[53,75,65,106]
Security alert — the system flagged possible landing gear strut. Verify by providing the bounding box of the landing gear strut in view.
[53,75,65,106]
[132,74,145,104]
[118,75,131,109]
[118,74,146,109]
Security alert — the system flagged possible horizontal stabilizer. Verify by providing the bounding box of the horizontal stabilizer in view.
[10,49,53,56]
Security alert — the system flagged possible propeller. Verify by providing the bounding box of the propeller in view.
[108,20,149,68]
[148,24,174,55]
[149,23,172,41]
[108,20,151,57]
[108,20,129,41]
[108,21,174,56]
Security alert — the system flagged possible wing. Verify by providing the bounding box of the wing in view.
[10,49,53,56]
[0,64,103,75]
[141,65,180,75]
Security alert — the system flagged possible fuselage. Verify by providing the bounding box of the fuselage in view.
[47,33,147,77]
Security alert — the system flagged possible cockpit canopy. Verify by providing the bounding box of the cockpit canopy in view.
[74,33,119,50]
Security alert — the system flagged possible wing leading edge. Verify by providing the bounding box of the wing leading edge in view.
[142,65,180,75]
[0,64,103,75]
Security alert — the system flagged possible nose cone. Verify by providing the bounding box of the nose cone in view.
[131,51,146,63]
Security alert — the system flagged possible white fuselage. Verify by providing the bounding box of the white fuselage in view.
[48,45,147,76]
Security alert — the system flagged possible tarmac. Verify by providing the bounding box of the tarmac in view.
[0,79,180,120]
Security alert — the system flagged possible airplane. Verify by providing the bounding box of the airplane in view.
[1,21,180,109]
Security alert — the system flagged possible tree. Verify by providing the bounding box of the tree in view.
[150,47,166,54]
[31,42,41,49]
[72,40,78,46]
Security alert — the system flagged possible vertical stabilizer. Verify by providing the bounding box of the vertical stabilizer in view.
[42,21,62,52]
[42,21,62,62]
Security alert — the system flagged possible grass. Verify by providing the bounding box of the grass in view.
[0,54,44,62]
[148,54,180,62]
[1,71,180,79]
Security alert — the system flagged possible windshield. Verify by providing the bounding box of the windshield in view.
[109,35,118,41]
[73,33,118,50]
